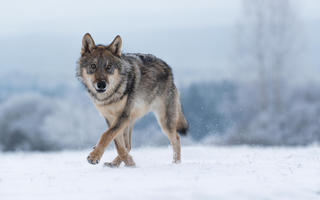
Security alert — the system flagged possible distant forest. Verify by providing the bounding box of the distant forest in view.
[1,79,319,151]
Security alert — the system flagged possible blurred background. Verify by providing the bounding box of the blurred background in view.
[0,0,319,151]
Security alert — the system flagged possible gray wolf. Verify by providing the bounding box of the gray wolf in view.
[76,33,188,167]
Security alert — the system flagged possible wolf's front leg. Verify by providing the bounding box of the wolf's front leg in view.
[87,114,130,165]
[104,125,135,167]
[104,132,135,167]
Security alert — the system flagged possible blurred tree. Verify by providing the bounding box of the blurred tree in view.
[181,81,236,140]
[236,0,302,112]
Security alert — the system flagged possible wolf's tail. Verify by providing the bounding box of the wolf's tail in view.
[176,106,189,136]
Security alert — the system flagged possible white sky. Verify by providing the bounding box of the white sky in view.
[1,0,318,37]
[0,0,240,36]
[0,0,319,84]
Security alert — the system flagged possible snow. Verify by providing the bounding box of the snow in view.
[0,146,319,200]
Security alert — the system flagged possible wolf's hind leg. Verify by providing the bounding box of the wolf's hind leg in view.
[155,99,181,164]
[124,123,134,152]
[162,127,181,164]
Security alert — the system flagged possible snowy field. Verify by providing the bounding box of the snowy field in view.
[0,146,319,200]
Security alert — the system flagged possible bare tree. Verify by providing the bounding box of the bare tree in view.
[236,0,302,111]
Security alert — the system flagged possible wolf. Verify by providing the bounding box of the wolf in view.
[76,33,188,167]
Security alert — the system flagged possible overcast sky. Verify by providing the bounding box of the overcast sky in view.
[1,0,319,35]
[1,0,239,35]
[0,0,319,85]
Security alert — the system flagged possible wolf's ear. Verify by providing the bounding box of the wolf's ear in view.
[109,35,122,57]
[81,33,95,55]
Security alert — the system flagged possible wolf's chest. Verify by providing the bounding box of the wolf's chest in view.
[94,96,128,122]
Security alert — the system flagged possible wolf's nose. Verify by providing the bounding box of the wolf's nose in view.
[97,81,106,89]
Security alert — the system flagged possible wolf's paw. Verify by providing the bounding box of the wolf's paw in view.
[124,162,136,168]
[124,155,136,167]
[103,162,120,168]
[172,159,181,164]
[87,148,103,165]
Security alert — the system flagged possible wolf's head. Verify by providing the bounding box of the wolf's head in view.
[77,33,129,102]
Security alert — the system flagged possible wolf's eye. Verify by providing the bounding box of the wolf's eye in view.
[106,65,112,71]
[90,64,96,70]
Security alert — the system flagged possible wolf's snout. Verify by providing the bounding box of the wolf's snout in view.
[97,81,106,89]
[95,80,107,92]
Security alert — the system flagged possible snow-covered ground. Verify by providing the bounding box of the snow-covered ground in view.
[0,146,319,200]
